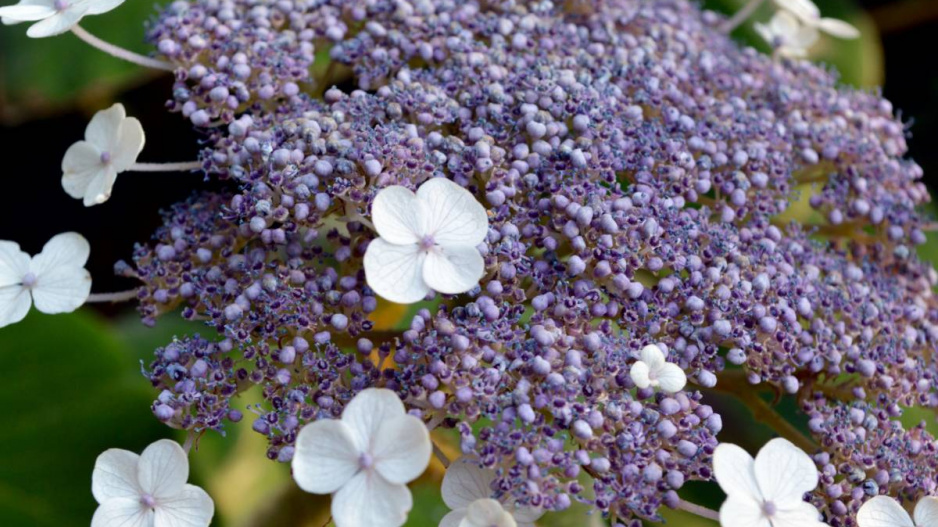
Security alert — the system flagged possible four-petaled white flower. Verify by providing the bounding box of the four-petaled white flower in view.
[440,457,544,527]
[857,495,938,527]
[292,388,432,527]
[0,0,125,38]
[91,439,214,527]
[62,103,145,206]
[629,344,687,393]
[774,0,861,39]
[714,438,828,527]
[754,10,820,58]
[0,232,92,328]
[364,177,489,304]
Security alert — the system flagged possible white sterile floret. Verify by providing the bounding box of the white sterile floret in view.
[292,388,432,527]
[714,438,828,527]
[774,0,861,39]
[629,344,687,393]
[61,103,145,206]
[0,0,125,38]
[91,439,214,527]
[364,177,489,304]
[460,500,517,527]
[440,458,543,527]
[0,232,92,328]
[754,11,819,58]
[857,495,938,527]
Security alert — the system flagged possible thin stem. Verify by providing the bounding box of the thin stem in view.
[432,441,451,468]
[130,161,203,172]
[720,0,767,33]
[86,289,139,304]
[182,431,196,454]
[71,25,175,72]
[677,499,720,522]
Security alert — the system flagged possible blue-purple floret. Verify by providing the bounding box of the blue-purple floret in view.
[133,0,938,523]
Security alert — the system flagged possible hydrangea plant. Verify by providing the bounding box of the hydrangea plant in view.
[2,0,936,526]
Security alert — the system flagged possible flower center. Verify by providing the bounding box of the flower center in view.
[21,272,37,289]
[54,0,68,11]
[762,500,777,517]
[100,151,112,164]
[418,235,436,251]
[140,494,157,509]
[359,452,374,469]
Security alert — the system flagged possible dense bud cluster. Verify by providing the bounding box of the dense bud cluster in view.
[131,0,938,523]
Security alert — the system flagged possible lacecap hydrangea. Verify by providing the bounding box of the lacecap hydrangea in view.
[116,0,938,525]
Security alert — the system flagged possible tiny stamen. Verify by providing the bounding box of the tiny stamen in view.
[419,235,436,251]
[359,452,374,469]
[21,272,37,288]
[762,501,777,517]
[140,494,157,509]
[100,151,112,164]
[54,0,68,11]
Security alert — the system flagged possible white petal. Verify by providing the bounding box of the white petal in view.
[440,510,467,527]
[510,506,544,527]
[817,18,860,39]
[86,103,127,151]
[137,439,189,499]
[363,239,429,304]
[153,484,214,527]
[86,0,125,16]
[753,22,774,45]
[629,361,651,389]
[342,388,406,453]
[460,499,516,527]
[719,494,769,527]
[791,24,820,49]
[25,6,87,37]
[91,498,153,527]
[442,458,495,509]
[30,265,91,314]
[771,499,827,527]
[639,344,666,370]
[656,363,687,393]
[775,0,820,21]
[112,116,145,171]
[770,10,801,36]
[0,240,29,287]
[372,186,424,245]
[712,443,760,500]
[92,449,142,503]
[30,232,91,274]
[0,286,31,329]
[373,414,431,485]
[915,497,938,527]
[0,3,54,21]
[753,438,818,503]
[857,496,914,527]
[331,471,412,527]
[417,178,488,247]
[61,140,117,206]
[292,419,360,494]
[422,245,484,296]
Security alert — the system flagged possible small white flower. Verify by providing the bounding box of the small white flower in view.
[0,0,125,38]
[714,438,827,527]
[61,103,145,206]
[774,0,861,39]
[629,344,687,393]
[364,177,489,304]
[440,458,544,527]
[857,495,938,527]
[460,499,517,527]
[91,439,214,527]
[0,232,92,328]
[292,388,432,527]
[754,11,819,58]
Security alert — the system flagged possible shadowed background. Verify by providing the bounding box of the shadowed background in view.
[0,0,936,525]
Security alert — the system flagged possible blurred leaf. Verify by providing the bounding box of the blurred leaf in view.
[0,310,164,527]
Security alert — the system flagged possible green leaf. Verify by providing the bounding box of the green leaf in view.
[0,311,165,527]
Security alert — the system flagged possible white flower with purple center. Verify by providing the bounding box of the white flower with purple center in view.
[61,103,145,206]
[291,388,432,527]
[754,10,820,58]
[0,232,91,328]
[91,439,214,527]
[0,0,124,38]
[714,438,827,527]
[629,344,687,393]
[857,495,938,527]
[773,0,861,39]
[440,457,543,527]
[363,177,489,304]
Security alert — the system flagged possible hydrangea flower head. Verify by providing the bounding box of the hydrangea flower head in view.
[0,232,91,327]
[61,103,144,206]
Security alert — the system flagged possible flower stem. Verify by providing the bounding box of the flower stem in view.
[676,499,720,522]
[130,161,203,172]
[86,289,139,303]
[71,25,176,72]
[720,0,767,33]
[432,441,451,468]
